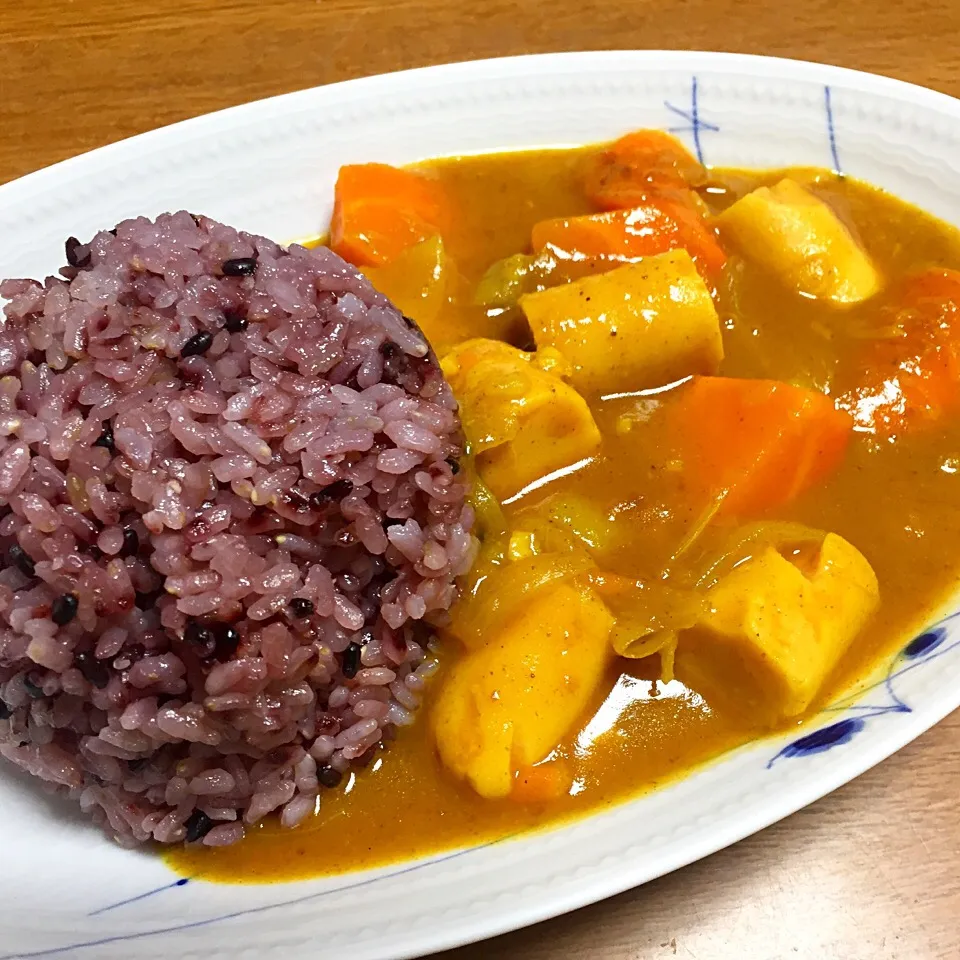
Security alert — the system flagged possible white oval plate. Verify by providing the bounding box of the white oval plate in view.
[3,50,960,960]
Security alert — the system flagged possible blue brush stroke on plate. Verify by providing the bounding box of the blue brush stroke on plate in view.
[768,617,960,769]
[771,717,866,763]
[88,877,189,917]
[824,85,842,174]
[2,839,504,960]
[903,627,948,659]
[665,76,719,165]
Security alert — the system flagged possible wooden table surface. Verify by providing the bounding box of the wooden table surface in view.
[3,1,960,957]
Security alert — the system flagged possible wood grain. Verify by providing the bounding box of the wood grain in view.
[3,2,960,957]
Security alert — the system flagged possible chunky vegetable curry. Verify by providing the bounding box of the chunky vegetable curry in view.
[172,131,960,881]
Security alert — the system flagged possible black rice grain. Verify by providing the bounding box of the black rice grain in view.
[184,809,214,842]
[180,331,214,358]
[74,652,110,689]
[317,764,343,788]
[380,340,404,382]
[211,623,241,661]
[222,257,257,277]
[183,620,216,659]
[51,594,79,626]
[122,528,140,556]
[342,642,362,679]
[223,309,249,333]
[92,420,115,452]
[288,597,315,618]
[7,544,35,577]
[64,236,91,269]
[309,478,353,506]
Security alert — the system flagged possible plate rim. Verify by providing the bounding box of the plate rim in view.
[4,50,960,202]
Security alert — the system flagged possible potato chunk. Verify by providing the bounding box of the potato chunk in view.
[441,338,601,501]
[716,178,880,305]
[676,533,879,721]
[432,580,614,798]
[520,251,723,395]
[446,533,597,650]
[363,236,455,350]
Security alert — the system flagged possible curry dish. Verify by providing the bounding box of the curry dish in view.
[172,132,960,881]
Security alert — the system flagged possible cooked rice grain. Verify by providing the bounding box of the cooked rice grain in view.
[0,212,476,846]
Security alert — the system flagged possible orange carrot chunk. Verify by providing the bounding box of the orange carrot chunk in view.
[531,193,726,285]
[673,377,853,518]
[330,163,450,267]
[583,129,705,211]
[835,267,960,437]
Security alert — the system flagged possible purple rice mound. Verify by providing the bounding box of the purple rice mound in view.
[0,212,475,847]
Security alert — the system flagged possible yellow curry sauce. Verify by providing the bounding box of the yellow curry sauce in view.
[171,148,960,883]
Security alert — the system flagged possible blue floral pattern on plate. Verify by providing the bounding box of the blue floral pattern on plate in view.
[768,615,960,768]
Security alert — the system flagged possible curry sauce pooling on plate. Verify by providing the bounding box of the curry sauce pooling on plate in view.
[172,132,960,882]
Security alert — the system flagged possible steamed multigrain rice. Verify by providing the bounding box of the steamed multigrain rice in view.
[0,212,476,847]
